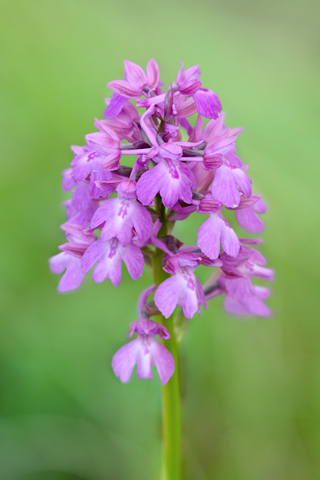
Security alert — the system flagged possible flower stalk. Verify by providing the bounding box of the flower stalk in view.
[153,198,181,480]
[161,315,181,480]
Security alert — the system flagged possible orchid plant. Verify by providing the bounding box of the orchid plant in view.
[50,59,273,480]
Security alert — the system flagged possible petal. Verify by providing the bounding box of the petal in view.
[247,263,274,282]
[81,239,106,273]
[178,271,204,318]
[225,294,271,317]
[136,162,166,205]
[58,255,85,292]
[98,150,121,171]
[86,131,118,156]
[154,275,185,319]
[254,198,267,214]
[121,243,144,280]
[91,199,115,230]
[220,217,240,257]
[92,249,122,286]
[232,168,252,198]
[146,58,160,89]
[124,60,147,87]
[194,275,207,310]
[255,286,270,301]
[136,340,153,379]
[112,339,140,383]
[224,295,251,316]
[197,215,223,260]
[131,202,153,244]
[159,161,195,208]
[225,277,255,300]
[89,168,113,200]
[103,93,128,119]
[107,79,142,98]
[194,88,221,119]
[93,198,134,247]
[236,207,264,233]
[182,284,200,318]
[82,238,123,286]
[247,296,271,316]
[151,341,175,385]
[49,252,69,274]
[211,164,240,208]
[62,168,75,191]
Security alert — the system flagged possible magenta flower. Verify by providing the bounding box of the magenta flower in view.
[137,158,197,208]
[107,59,160,100]
[220,244,274,282]
[193,88,222,119]
[49,223,96,292]
[221,276,271,317]
[112,285,174,384]
[102,100,140,140]
[49,253,85,292]
[205,242,273,317]
[85,120,121,171]
[175,62,202,96]
[197,208,240,260]
[90,183,153,246]
[235,193,267,233]
[154,252,207,319]
[112,318,175,384]
[82,237,144,286]
[211,162,252,208]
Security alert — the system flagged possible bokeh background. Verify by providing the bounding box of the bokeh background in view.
[1,0,319,479]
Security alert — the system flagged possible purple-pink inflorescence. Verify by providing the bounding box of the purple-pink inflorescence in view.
[50,59,273,385]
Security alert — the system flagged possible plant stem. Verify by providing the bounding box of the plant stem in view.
[153,196,181,480]
[161,316,181,480]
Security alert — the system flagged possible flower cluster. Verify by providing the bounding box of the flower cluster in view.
[50,59,273,385]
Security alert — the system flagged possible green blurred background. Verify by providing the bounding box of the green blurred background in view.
[1,0,319,479]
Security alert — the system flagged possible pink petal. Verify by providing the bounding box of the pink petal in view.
[124,60,147,87]
[130,202,153,244]
[112,339,141,383]
[224,295,271,317]
[211,164,240,208]
[107,79,142,98]
[103,93,128,119]
[49,252,69,274]
[220,217,240,257]
[197,215,223,260]
[82,239,123,286]
[194,88,221,119]
[58,256,85,292]
[121,243,144,280]
[93,198,136,247]
[232,168,252,198]
[154,275,184,318]
[146,58,160,89]
[236,207,264,233]
[151,342,175,385]
[81,240,105,273]
[92,253,122,285]
[136,162,166,206]
[254,198,267,214]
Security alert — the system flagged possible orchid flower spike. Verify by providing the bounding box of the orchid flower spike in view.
[50,59,273,387]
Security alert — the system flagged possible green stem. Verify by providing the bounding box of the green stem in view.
[153,197,181,480]
[161,317,181,480]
